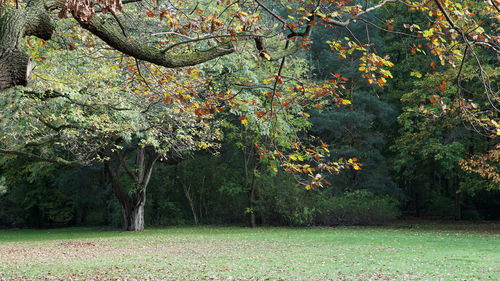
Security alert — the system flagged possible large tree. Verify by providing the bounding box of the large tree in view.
[0,31,222,231]
[0,83,220,231]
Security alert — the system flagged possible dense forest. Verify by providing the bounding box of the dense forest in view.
[0,0,498,231]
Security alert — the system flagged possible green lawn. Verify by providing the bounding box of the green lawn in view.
[0,223,498,280]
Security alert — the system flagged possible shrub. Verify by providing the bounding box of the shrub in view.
[424,195,455,218]
[255,176,317,226]
[315,190,400,225]
[256,181,399,226]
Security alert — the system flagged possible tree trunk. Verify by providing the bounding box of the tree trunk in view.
[183,183,199,226]
[106,162,144,231]
[121,191,146,231]
[105,146,159,231]
[0,49,31,90]
[0,0,58,90]
[415,191,421,217]
[249,172,256,228]
[454,174,461,220]
[347,72,357,187]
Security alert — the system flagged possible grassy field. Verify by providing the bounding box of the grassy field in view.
[0,222,498,280]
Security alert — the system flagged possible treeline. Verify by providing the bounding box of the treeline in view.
[0,113,497,229]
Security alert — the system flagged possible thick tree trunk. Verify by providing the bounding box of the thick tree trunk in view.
[121,191,146,231]
[108,178,147,231]
[0,49,31,90]
[105,147,159,231]
[0,0,58,90]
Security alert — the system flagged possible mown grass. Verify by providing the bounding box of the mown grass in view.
[0,223,498,280]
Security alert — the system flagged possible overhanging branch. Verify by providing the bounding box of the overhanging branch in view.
[78,14,235,68]
[0,148,81,165]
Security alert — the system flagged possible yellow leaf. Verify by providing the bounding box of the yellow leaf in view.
[423,28,434,38]
[341,99,351,105]
[262,52,271,61]
[410,71,422,78]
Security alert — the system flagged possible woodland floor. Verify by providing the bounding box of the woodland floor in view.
[0,221,498,280]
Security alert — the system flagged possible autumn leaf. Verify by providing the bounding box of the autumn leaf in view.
[410,71,422,78]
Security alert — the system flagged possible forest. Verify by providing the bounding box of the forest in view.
[0,0,498,233]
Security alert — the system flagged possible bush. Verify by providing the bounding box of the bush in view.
[256,180,399,226]
[315,190,400,225]
[424,196,455,218]
[255,176,317,226]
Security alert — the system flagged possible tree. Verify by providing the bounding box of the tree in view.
[393,65,498,218]
[0,34,221,230]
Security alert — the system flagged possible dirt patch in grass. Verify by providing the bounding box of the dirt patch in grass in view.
[58,241,103,247]
[0,239,115,265]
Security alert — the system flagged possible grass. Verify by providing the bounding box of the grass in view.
[0,222,498,280]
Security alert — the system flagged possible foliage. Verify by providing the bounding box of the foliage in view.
[255,174,315,226]
[315,190,399,225]
[0,176,6,195]
[310,91,398,194]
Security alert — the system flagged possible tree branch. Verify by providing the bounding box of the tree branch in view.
[328,0,397,27]
[0,148,81,165]
[78,14,235,68]
[142,152,160,188]
[116,149,138,182]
